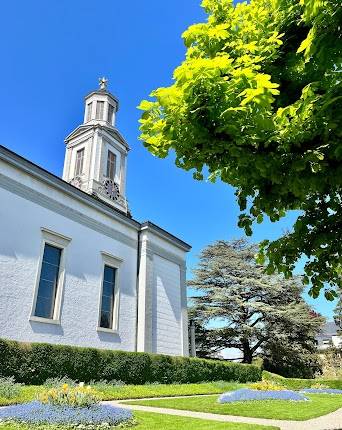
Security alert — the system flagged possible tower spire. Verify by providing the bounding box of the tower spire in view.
[99,77,108,91]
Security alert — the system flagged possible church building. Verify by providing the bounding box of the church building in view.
[0,79,191,357]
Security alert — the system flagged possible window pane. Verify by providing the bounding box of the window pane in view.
[100,311,111,329]
[107,104,114,124]
[35,296,54,319]
[106,151,116,180]
[101,295,113,312]
[37,279,55,300]
[87,102,92,121]
[43,244,61,266]
[104,265,115,282]
[34,244,61,319]
[100,265,116,329]
[96,101,104,119]
[75,149,84,176]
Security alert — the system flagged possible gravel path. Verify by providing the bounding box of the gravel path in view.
[104,397,342,430]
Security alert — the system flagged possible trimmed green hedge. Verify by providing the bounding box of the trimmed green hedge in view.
[263,371,342,389]
[0,339,261,385]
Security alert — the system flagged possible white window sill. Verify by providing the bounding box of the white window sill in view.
[29,316,61,325]
[96,326,118,334]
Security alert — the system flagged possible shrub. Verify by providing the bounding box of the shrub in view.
[44,377,77,388]
[218,388,308,403]
[0,338,261,385]
[0,377,22,399]
[0,401,133,427]
[38,383,100,408]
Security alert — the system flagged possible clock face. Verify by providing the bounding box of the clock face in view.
[70,176,82,189]
[103,179,120,201]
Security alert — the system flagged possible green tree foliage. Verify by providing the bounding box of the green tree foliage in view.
[189,239,325,369]
[138,0,342,298]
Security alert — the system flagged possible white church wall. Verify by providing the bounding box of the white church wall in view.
[136,228,189,357]
[0,160,138,352]
[152,254,182,356]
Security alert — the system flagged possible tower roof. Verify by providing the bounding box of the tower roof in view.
[84,77,119,110]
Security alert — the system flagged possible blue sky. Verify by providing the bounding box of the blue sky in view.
[0,0,336,318]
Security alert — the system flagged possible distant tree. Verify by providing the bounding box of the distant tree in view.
[139,0,342,299]
[262,306,323,378]
[333,289,342,334]
[189,239,325,365]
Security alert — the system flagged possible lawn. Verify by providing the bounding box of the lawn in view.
[0,411,279,430]
[0,382,244,406]
[123,393,342,421]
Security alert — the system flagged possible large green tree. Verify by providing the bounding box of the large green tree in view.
[139,0,342,299]
[189,239,324,369]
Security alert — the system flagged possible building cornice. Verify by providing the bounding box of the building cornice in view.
[140,221,191,252]
[0,145,191,253]
[0,145,140,231]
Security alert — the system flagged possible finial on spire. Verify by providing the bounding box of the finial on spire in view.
[99,77,108,90]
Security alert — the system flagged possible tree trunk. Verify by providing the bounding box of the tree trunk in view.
[241,340,253,364]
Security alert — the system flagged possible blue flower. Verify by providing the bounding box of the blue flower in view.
[218,388,308,403]
[300,388,342,395]
[0,402,132,425]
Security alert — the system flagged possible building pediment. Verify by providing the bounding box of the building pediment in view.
[64,125,129,150]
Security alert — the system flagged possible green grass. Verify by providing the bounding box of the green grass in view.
[0,411,279,430]
[98,382,243,400]
[123,393,342,421]
[0,382,243,406]
[262,371,342,390]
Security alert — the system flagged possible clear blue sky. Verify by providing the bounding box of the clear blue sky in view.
[0,0,335,318]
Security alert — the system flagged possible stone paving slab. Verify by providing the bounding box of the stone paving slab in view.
[104,398,342,430]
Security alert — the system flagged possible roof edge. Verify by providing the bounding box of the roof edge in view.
[140,221,191,252]
[0,145,140,230]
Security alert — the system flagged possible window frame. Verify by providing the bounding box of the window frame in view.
[86,102,93,122]
[107,104,114,124]
[74,148,85,177]
[97,252,122,334]
[96,101,105,120]
[30,228,71,325]
[106,150,116,181]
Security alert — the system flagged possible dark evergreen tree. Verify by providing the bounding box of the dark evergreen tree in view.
[189,239,324,370]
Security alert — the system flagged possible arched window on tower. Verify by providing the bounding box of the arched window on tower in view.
[96,101,104,120]
[75,148,85,176]
[106,150,116,181]
[108,104,114,125]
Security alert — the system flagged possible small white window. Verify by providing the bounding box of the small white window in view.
[96,101,104,120]
[30,228,71,324]
[75,148,84,176]
[107,104,114,124]
[34,244,62,319]
[86,102,93,122]
[106,150,116,180]
[97,252,122,333]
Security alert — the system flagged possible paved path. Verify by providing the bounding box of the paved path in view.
[105,396,342,430]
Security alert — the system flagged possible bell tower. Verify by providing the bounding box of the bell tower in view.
[63,78,129,214]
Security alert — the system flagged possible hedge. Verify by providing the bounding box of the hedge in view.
[262,371,342,390]
[0,339,261,385]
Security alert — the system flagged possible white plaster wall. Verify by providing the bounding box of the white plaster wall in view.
[0,185,138,351]
[152,255,182,356]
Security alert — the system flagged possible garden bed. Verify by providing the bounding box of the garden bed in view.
[0,411,280,430]
[123,393,342,421]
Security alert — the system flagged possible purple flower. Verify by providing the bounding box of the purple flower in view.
[219,388,308,403]
[0,402,132,425]
[300,388,342,395]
